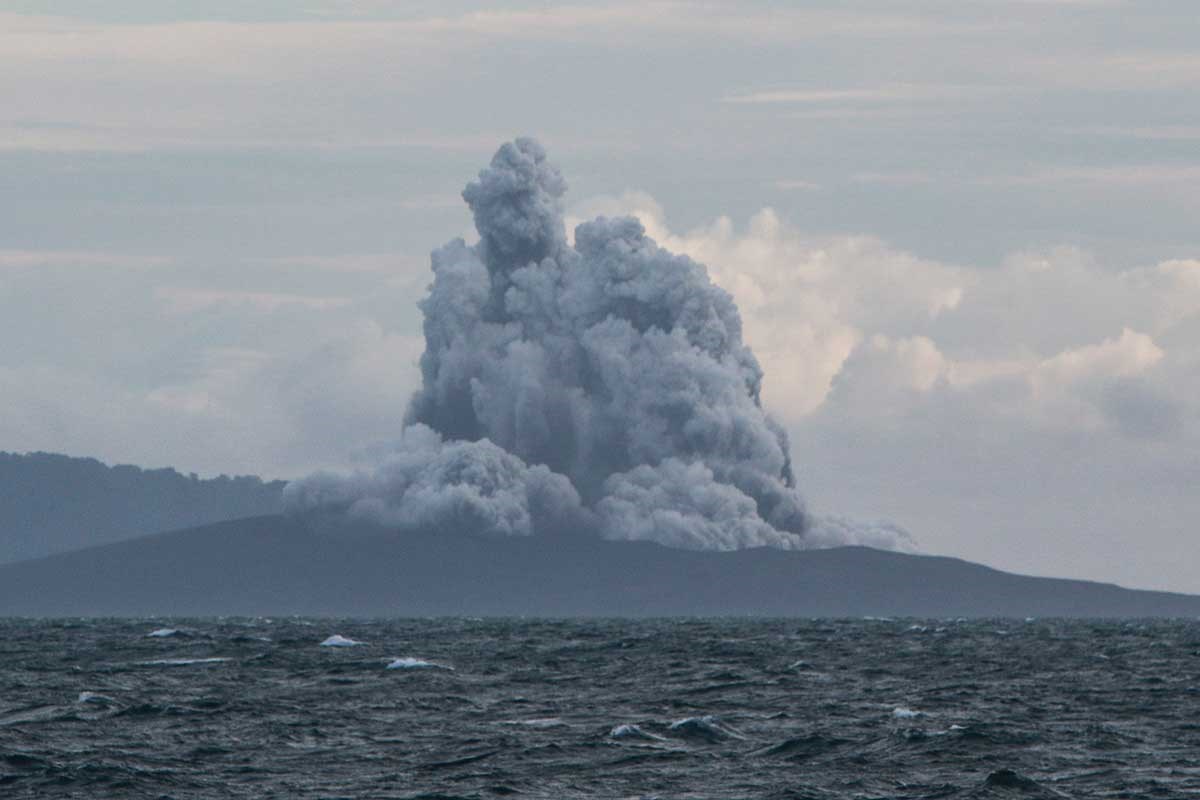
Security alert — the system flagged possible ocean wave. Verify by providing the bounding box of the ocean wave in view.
[610,723,665,741]
[145,628,181,638]
[667,715,744,742]
[319,635,365,647]
[385,657,451,671]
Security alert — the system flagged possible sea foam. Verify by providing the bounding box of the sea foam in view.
[320,635,364,647]
[385,657,450,670]
[668,715,743,742]
[610,723,663,741]
[76,691,116,704]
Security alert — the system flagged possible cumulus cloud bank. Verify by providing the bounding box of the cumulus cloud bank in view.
[285,138,912,552]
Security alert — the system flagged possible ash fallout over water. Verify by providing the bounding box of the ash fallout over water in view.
[286,139,912,553]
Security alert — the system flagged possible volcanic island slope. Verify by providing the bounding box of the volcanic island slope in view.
[0,514,1197,618]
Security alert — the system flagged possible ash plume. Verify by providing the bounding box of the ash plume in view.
[285,138,912,552]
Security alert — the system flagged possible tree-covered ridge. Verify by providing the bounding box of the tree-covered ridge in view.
[0,451,284,564]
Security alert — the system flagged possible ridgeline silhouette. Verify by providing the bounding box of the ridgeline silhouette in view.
[0,451,284,564]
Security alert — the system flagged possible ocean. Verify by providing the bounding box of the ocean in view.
[1,617,1197,798]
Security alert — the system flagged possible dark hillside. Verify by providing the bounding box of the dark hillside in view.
[0,451,284,563]
[2,514,1197,618]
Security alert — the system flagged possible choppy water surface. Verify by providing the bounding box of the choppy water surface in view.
[1,618,1198,798]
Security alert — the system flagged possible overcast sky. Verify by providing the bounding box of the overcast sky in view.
[2,1,1197,592]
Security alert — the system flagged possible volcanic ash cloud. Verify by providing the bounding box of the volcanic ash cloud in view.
[285,138,912,552]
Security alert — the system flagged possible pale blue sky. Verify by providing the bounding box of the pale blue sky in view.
[2,1,1198,590]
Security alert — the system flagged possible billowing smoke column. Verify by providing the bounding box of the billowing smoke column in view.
[286,139,912,552]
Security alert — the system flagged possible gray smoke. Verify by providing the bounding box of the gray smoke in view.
[285,138,913,552]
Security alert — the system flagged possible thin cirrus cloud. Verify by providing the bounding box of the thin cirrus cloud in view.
[719,82,1023,126]
[0,250,171,269]
[773,180,822,192]
[0,4,995,58]
[850,171,936,186]
[721,84,991,105]
[1011,51,1200,91]
[983,164,1200,187]
[299,3,997,38]
[154,287,353,315]
[1078,125,1200,141]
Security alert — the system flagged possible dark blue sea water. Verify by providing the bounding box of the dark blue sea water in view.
[1,618,1198,798]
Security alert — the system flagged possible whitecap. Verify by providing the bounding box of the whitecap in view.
[140,657,230,667]
[385,657,451,670]
[667,715,743,741]
[146,628,180,638]
[319,635,364,647]
[892,707,924,719]
[610,723,663,741]
[500,718,565,728]
[76,691,116,704]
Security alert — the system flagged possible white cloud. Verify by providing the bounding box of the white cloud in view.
[1033,327,1162,387]
[0,244,428,478]
[568,193,966,417]
[0,321,423,479]
[570,193,1197,446]
[146,347,273,415]
[1130,259,1200,331]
